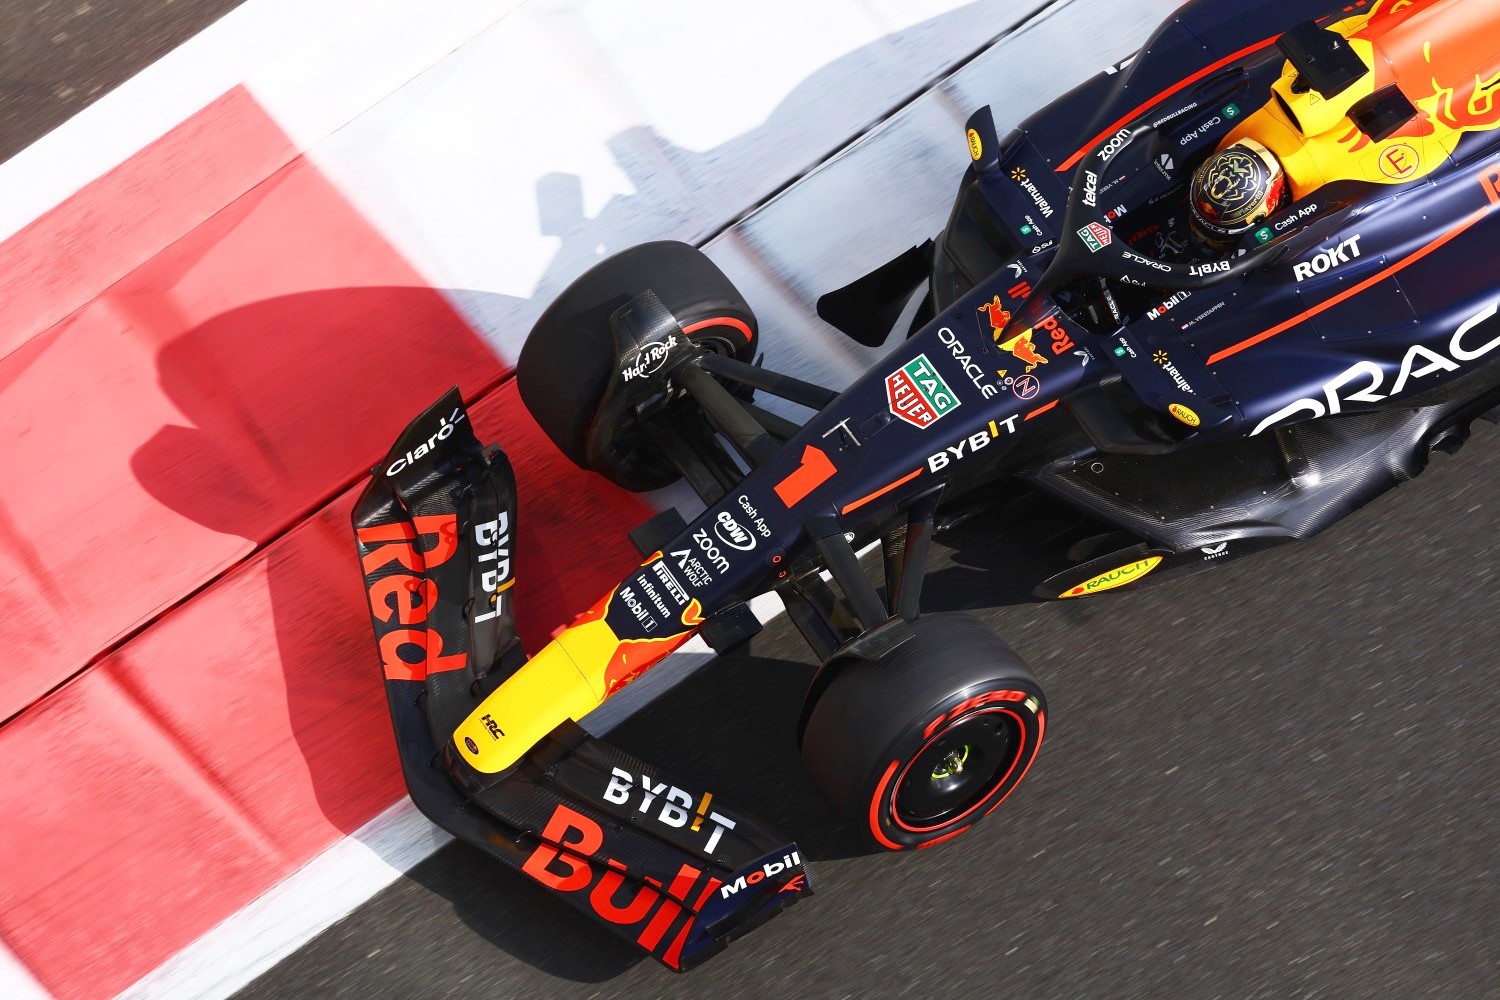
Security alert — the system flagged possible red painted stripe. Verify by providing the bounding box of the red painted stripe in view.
[0,88,506,726]
[0,89,652,1000]
[1055,36,1281,174]
[1206,205,1491,365]
[915,825,971,849]
[867,760,905,850]
[1025,399,1059,420]
[841,468,921,515]
[681,315,753,341]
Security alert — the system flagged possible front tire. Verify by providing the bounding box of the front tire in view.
[517,241,757,491]
[800,614,1046,850]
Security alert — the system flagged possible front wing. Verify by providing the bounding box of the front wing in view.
[350,389,812,970]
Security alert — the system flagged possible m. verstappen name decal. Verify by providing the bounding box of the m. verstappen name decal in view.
[385,407,467,476]
[886,354,961,428]
[1252,301,1500,435]
[603,767,736,854]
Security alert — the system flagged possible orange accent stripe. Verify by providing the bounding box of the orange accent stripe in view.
[682,315,753,341]
[1206,205,1491,365]
[840,468,921,515]
[1025,399,1058,420]
[1055,36,1281,174]
[868,760,904,850]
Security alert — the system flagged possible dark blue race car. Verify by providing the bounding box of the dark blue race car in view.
[353,0,1500,970]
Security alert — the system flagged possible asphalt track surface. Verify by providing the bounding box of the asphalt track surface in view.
[0,0,242,163]
[10,3,1500,998]
[239,421,1500,999]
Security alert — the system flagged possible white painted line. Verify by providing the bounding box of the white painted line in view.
[0,0,525,245]
[116,797,452,1000]
[0,941,52,1000]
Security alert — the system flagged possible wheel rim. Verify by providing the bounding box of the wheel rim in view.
[894,712,1023,828]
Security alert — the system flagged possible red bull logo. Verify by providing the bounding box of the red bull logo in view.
[1340,0,1500,152]
[978,295,1049,373]
[999,329,1047,373]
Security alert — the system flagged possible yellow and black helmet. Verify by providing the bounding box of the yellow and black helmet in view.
[1189,138,1287,247]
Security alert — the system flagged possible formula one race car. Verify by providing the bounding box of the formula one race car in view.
[352,0,1500,971]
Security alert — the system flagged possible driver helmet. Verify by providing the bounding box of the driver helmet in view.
[1189,138,1287,247]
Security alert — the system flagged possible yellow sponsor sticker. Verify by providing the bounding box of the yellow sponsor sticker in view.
[1059,556,1163,599]
[966,128,983,161]
[1168,403,1200,427]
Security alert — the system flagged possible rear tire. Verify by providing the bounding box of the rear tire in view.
[517,241,757,491]
[800,614,1046,850]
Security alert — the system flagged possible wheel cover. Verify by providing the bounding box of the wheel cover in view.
[893,710,1024,830]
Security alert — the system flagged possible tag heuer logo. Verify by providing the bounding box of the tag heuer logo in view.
[1078,222,1111,253]
[886,354,961,428]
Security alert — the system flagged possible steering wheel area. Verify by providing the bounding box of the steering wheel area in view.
[1053,124,1280,290]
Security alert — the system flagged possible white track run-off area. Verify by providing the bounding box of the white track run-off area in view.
[1,0,1178,996]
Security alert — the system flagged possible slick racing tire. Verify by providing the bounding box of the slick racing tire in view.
[801,614,1046,851]
[518,240,758,491]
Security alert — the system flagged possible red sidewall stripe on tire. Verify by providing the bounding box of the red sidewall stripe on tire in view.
[868,760,905,850]
[984,709,1046,818]
[681,315,754,342]
[891,707,1029,834]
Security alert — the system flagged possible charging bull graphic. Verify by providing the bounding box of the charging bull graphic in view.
[1338,0,1500,152]
[979,295,1048,372]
